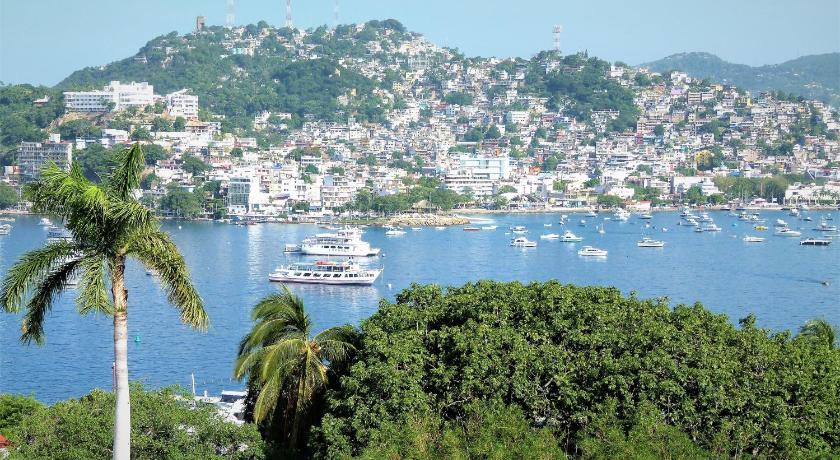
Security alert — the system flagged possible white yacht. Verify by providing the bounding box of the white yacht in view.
[702,224,722,232]
[38,217,53,226]
[543,223,552,227]
[0,224,11,235]
[540,233,560,240]
[194,390,248,425]
[300,228,380,256]
[510,236,537,247]
[743,236,765,243]
[0,217,15,222]
[559,230,583,242]
[775,228,802,237]
[774,219,788,227]
[699,213,713,222]
[481,225,498,230]
[578,246,608,257]
[511,225,528,234]
[268,260,382,285]
[637,237,665,248]
[684,218,699,227]
[800,238,831,246]
[638,213,653,220]
[385,229,406,236]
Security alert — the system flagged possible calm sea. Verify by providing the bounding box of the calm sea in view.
[1,210,838,402]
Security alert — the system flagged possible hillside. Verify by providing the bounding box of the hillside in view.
[642,52,840,106]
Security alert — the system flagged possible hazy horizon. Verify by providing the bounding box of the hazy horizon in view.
[2,0,839,86]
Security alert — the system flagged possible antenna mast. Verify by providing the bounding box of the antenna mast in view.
[333,0,339,29]
[285,0,293,28]
[226,0,235,28]
[553,24,563,53]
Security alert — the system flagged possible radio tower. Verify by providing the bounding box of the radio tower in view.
[333,0,339,28]
[285,0,293,28]
[226,0,235,28]
[553,24,563,53]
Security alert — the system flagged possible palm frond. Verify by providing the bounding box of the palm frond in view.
[260,338,307,383]
[21,257,83,345]
[125,229,208,330]
[76,255,113,315]
[1,242,79,313]
[253,374,282,423]
[109,143,145,200]
[314,325,360,366]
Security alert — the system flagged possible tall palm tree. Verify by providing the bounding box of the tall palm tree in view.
[234,286,358,448]
[799,319,837,349]
[1,144,207,460]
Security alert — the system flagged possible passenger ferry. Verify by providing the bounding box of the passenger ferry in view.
[299,228,380,257]
[268,260,382,285]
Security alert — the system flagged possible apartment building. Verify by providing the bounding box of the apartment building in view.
[166,90,199,119]
[18,134,73,183]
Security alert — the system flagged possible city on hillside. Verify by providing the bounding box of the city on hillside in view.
[2,19,839,221]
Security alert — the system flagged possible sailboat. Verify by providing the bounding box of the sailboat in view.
[597,223,605,234]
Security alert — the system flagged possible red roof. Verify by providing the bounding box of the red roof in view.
[0,434,10,448]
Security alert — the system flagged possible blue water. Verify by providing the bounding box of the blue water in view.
[1,211,838,403]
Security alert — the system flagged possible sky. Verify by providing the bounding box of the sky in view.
[1,0,838,86]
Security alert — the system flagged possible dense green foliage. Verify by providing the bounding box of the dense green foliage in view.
[0,84,64,150]
[313,281,840,458]
[58,27,384,129]
[2,384,265,460]
[345,180,469,213]
[643,52,840,107]
[0,394,43,432]
[524,53,640,132]
[0,182,19,209]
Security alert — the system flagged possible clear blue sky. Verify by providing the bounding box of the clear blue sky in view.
[2,0,838,86]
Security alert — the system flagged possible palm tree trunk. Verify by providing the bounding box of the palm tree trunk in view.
[289,371,307,449]
[111,257,130,460]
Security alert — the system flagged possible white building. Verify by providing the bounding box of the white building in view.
[64,81,154,112]
[18,134,73,183]
[227,175,269,215]
[506,111,529,125]
[443,171,496,197]
[458,154,510,180]
[166,89,199,119]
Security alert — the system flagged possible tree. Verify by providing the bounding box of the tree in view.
[800,319,837,349]
[0,182,18,209]
[685,185,705,204]
[4,384,265,459]
[1,144,208,460]
[173,116,186,131]
[304,164,319,175]
[181,154,210,176]
[57,119,99,140]
[234,288,358,450]
[230,147,243,158]
[131,126,151,141]
[596,194,624,208]
[160,184,203,218]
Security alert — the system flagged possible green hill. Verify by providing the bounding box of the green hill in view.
[641,52,840,106]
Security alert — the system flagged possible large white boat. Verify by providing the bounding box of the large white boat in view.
[559,230,583,242]
[637,237,665,248]
[814,221,838,232]
[268,260,382,285]
[299,228,380,257]
[578,246,608,257]
[510,236,537,247]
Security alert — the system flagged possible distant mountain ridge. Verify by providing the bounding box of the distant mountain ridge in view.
[641,52,840,106]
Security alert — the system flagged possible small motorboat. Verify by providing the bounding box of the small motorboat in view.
[540,233,560,240]
[385,228,406,236]
[775,228,801,237]
[481,225,498,230]
[463,226,480,232]
[511,226,528,234]
[637,237,665,248]
[578,246,607,257]
[743,236,765,243]
[510,236,537,248]
[558,230,583,242]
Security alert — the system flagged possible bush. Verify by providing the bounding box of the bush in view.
[4,383,265,460]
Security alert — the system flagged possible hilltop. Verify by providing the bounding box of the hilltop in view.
[641,52,840,106]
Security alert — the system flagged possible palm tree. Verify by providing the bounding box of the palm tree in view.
[1,144,207,460]
[799,319,837,349]
[234,286,358,448]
